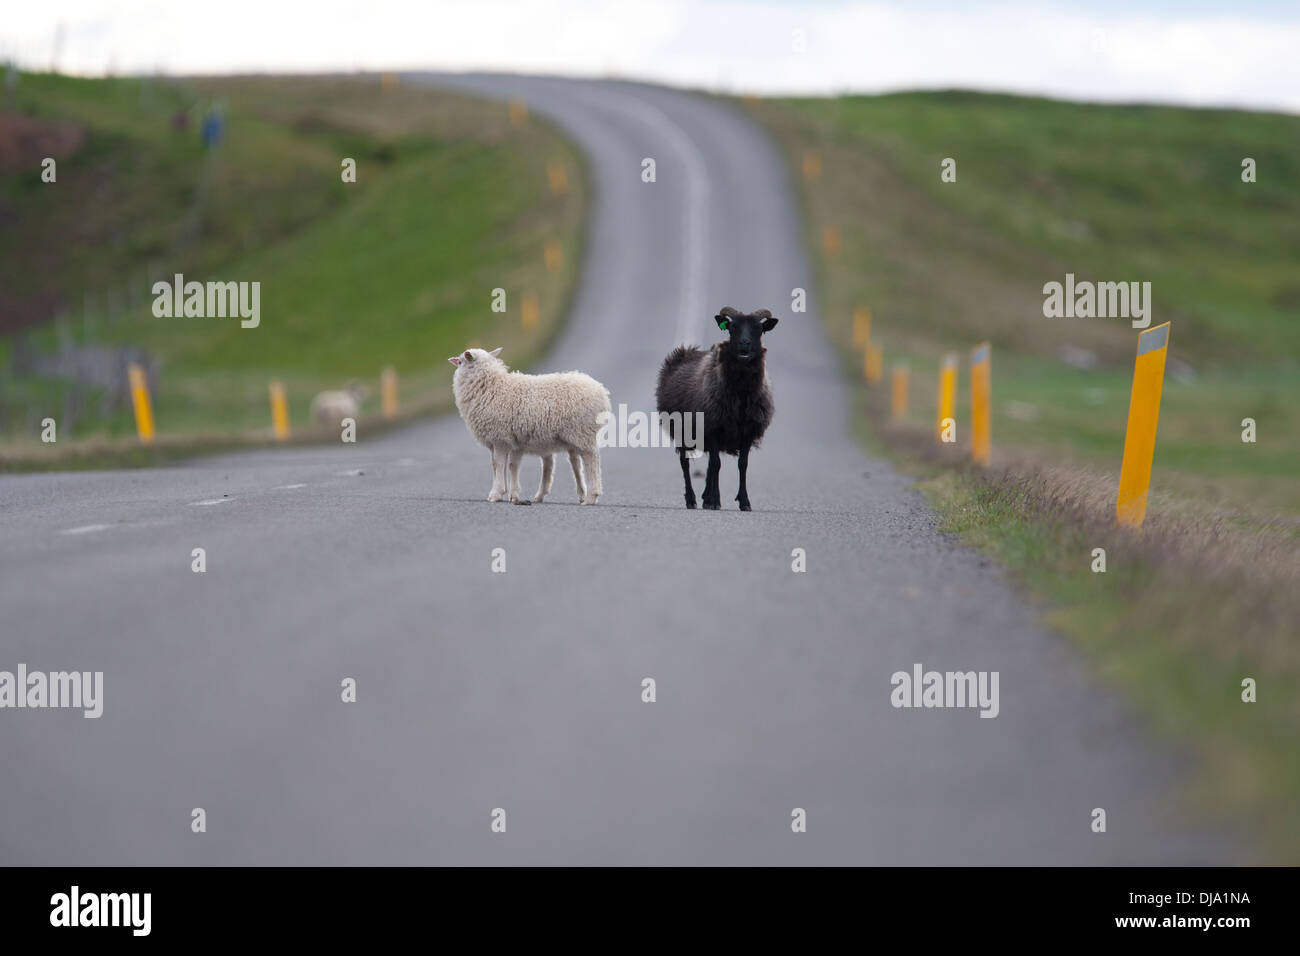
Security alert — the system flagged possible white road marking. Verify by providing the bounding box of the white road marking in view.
[60,524,111,535]
[275,483,307,490]
[191,498,234,506]
[336,469,364,477]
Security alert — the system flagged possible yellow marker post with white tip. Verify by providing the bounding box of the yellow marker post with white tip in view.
[127,363,155,443]
[381,367,398,421]
[269,380,289,441]
[891,363,909,420]
[853,306,872,348]
[970,342,991,465]
[544,240,563,273]
[937,353,958,442]
[546,162,568,196]
[1116,322,1171,528]
[522,293,540,331]
[865,342,883,385]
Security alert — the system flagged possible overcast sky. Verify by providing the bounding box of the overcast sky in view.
[4,0,1298,112]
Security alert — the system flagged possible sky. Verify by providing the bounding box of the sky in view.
[3,0,1298,113]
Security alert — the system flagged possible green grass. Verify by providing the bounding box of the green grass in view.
[750,90,1300,860]
[786,91,1300,361]
[917,467,1299,862]
[1,73,584,457]
[887,352,1300,513]
[750,90,1300,514]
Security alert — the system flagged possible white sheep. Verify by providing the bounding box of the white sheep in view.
[449,347,610,504]
[310,382,369,428]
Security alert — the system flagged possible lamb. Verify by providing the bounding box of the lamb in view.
[655,306,777,510]
[449,347,611,505]
[310,381,369,428]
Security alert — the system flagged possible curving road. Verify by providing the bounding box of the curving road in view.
[0,75,1235,864]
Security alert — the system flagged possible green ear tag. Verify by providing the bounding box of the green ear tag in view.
[718,319,729,330]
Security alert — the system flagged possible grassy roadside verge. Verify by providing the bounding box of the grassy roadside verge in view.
[1,74,586,469]
[748,91,1300,860]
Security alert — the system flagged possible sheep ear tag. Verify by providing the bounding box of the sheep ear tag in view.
[715,316,730,331]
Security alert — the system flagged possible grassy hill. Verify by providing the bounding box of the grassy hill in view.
[750,90,1300,860]
[754,90,1299,513]
[0,73,584,460]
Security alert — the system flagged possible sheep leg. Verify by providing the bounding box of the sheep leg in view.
[735,444,752,511]
[702,450,722,510]
[507,450,523,503]
[487,445,507,502]
[580,448,602,504]
[678,448,696,509]
[534,454,555,503]
[568,449,586,504]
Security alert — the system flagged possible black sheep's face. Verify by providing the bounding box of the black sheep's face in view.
[715,309,778,363]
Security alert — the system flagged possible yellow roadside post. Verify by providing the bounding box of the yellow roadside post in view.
[508,98,528,126]
[937,353,958,442]
[381,366,398,421]
[269,380,290,441]
[970,342,991,465]
[522,292,540,331]
[380,72,399,90]
[853,306,872,348]
[891,363,909,420]
[544,240,563,273]
[822,225,841,258]
[127,363,155,443]
[802,151,822,182]
[546,162,569,196]
[865,342,883,385]
[1116,322,1172,528]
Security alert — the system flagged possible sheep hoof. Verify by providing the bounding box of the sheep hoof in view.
[581,496,599,506]
[487,493,504,502]
[532,494,545,503]
[702,501,720,511]
[684,499,696,509]
[738,501,752,512]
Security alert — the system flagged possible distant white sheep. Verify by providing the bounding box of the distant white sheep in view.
[310,382,369,428]
[449,347,610,505]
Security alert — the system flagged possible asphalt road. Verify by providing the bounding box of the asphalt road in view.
[0,75,1235,865]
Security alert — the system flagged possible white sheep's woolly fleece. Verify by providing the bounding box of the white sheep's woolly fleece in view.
[452,349,611,455]
[310,388,361,426]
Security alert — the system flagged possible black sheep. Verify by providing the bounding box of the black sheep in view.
[655,306,778,510]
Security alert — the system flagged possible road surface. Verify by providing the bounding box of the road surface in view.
[0,75,1235,864]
